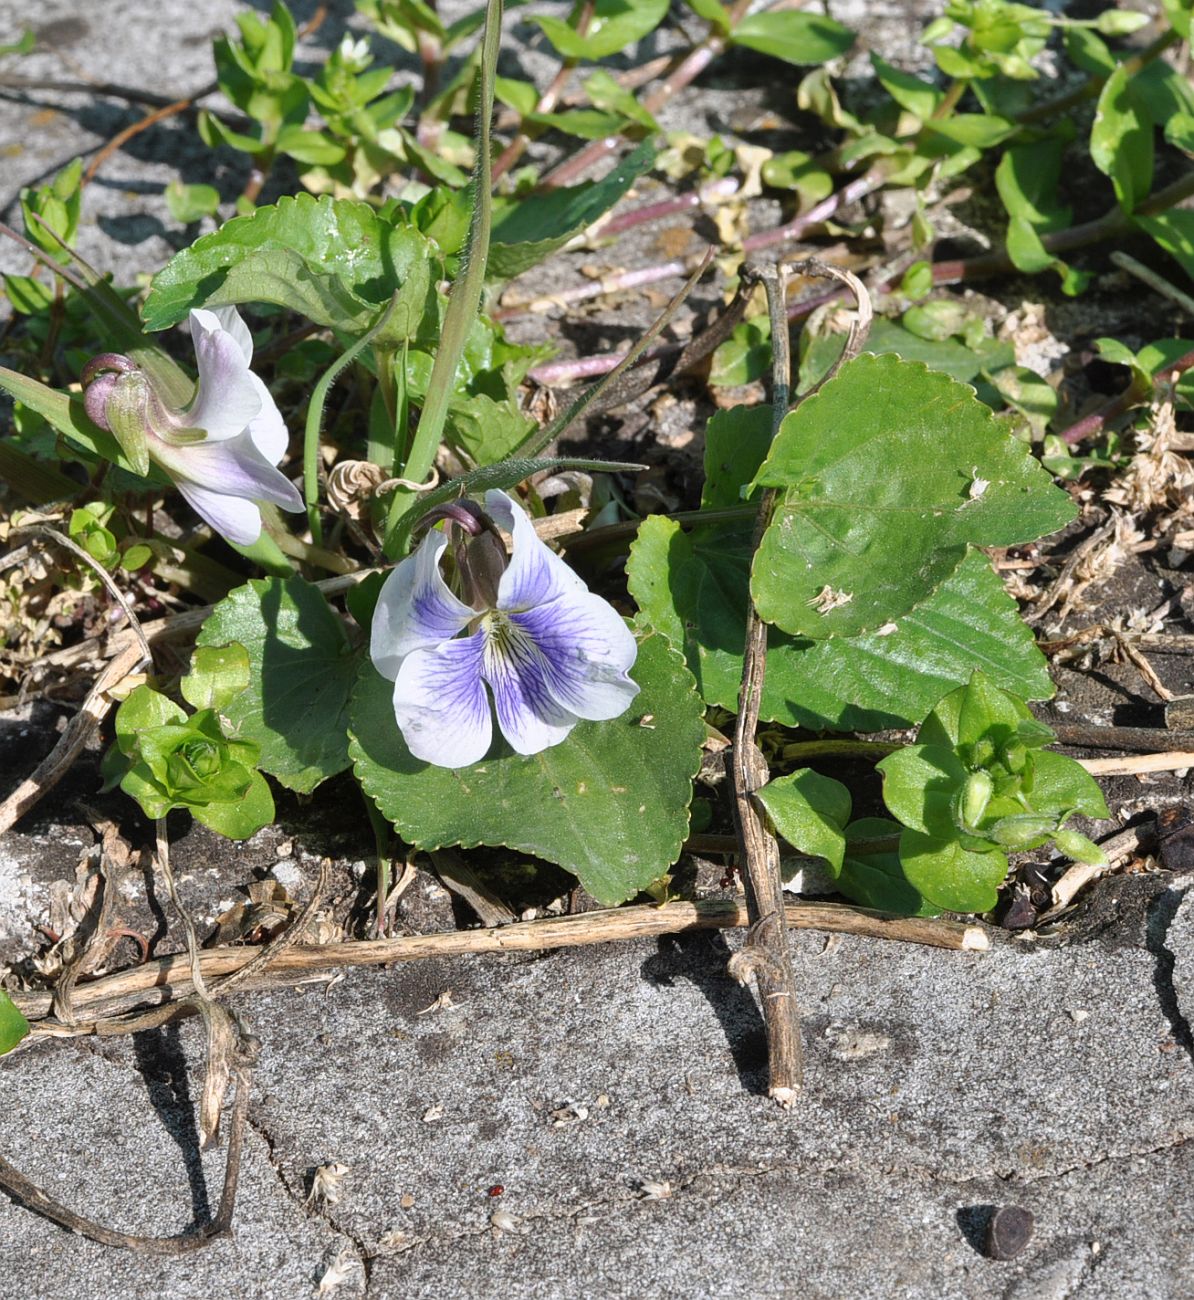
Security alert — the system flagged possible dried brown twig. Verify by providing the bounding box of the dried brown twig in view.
[725,257,874,1108]
[11,898,987,1028]
[0,526,152,836]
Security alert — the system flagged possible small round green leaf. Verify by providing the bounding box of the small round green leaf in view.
[899,829,1009,913]
[181,643,251,713]
[0,991,29,1055]
[758,769,850,873]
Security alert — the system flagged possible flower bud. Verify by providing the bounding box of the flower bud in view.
[991,814,1056,850]
[957,769,994,830]
[999,738,1028,775]
[82,353,152,475]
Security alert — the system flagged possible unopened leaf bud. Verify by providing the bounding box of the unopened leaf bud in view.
[958,769,994,830]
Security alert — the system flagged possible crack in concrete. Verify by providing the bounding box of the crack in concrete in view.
[1146,886,1194,1063]
[244,1107,373,1291]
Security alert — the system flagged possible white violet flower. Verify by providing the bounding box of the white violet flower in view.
[370,490,640,769]
[83,306,303,546]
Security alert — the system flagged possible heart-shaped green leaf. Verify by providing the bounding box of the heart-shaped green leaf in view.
[348,630,704,906]
[750,353,1074,638]
[628,519,1054,732]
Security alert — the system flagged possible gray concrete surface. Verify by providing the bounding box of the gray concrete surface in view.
[1,867,1191,1298]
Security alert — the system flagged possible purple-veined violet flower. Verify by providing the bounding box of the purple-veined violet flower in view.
[370,489,639,769]
[82,307,303,546]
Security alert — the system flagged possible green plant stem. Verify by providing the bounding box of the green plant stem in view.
[1016,26,1181,126]
[383,0,502,557]
[304,295,402,544]
[931,168,1194,287]
[362,792,393,937]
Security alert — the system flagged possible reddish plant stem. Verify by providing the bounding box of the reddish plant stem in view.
[931,169,1194,288]
[741,170,883,253]
[526,281,843,387]
[1016,26,1180,126]
[599,176,741,237]
[499,169,882,319]
[493,1,594,181]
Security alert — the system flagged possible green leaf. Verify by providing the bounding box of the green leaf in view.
[583,70,659,132]
[488,141,655,279]
[528,109,628,141]
[1023,749,1109,821]
[758,769,850,873]
[840,817,939,916]
[1135,210,1194,282]
[798,319,1015,392]
[532,0,670,60]
[190,769,275,839]
[4,273,55,314]
[1064,26,1115,76]
[1006,216,1058,275]
[902,299,971,342]
[996,138,1070,230]
[750,353,1075,638]
[181,643,252,712]
[0,28,35,56]
[701,405,772,508]
[877,743,969,838]
[629,520,1054,731]
[898,830,1008,912]
[142,193,439,334]
[1138,339,1194,406]
[1163,0,1193,36]
[276,125,348,165]
[683,0,731,35]
[759,152,833,207]
[709,317,773,390]
[1091,65,1154,213]
[921,114,1017,148]
[0,991,30,1055]
[115,685,188,757]
[348,630,705,906]
[165,180,221,225]
[871,53,943,119]
[732,10,854,65]
[917,671,1044,752]
[195,576,358,793]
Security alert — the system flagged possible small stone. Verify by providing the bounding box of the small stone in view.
[1068,1008,1089,1024]
[984,1205,1034,1260]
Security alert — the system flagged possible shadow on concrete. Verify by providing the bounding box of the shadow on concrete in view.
[130,1023,212,1224]
[641,930,768,1095]
[1146,885,1194,1064]
[956,1203,994,1256]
